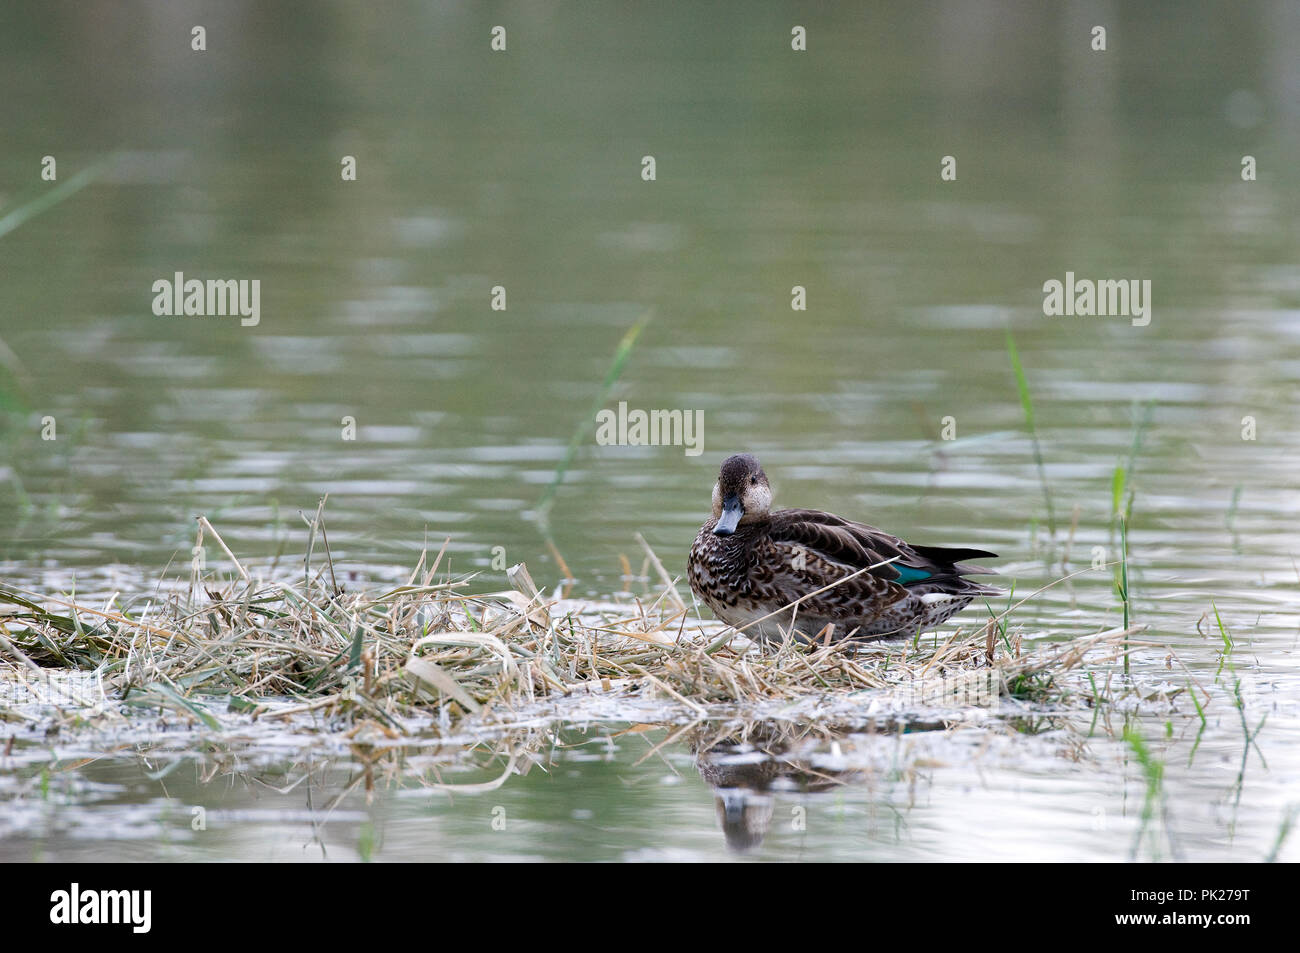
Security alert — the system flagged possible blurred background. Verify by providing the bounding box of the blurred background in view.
[1,0,1297,604]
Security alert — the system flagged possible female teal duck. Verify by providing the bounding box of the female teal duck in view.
[687,454,998,643]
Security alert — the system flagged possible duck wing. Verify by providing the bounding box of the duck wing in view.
[768,508,997,585]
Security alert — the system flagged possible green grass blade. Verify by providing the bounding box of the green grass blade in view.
[0,154,115,241]
[535,309,652,535]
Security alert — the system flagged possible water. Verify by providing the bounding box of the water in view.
[0,1,1297,861]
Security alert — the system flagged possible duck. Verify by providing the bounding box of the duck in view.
[687,453,998,644]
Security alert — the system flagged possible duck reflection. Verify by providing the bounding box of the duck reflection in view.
[691,722,871,853]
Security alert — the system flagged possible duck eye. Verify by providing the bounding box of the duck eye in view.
[751,477,758,484]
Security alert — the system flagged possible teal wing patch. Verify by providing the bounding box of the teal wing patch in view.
[892,565,932,584]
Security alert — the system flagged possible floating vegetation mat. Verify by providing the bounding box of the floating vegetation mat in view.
[0,513,1180,748]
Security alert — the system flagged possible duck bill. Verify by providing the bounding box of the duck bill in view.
[713,496,743,536]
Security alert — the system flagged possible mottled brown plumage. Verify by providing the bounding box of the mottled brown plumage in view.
[687,453,998,644]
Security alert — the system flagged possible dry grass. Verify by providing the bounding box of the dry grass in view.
[0,511,1148,732]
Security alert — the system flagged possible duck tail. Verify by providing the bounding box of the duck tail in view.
[910,544,998,577]
[952,560,998,576]
[897,545,1000,597]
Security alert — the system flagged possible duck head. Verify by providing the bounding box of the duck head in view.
[711,453,772,536]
